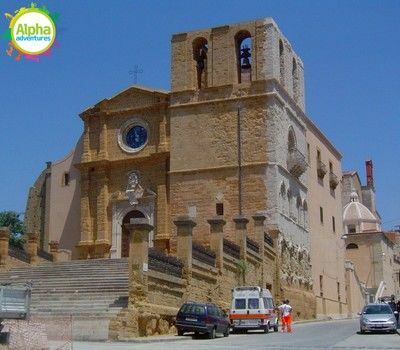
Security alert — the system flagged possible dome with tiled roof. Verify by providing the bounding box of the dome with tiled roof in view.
[343,191,381,233]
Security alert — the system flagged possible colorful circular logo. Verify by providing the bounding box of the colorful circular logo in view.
[10,8,56,55]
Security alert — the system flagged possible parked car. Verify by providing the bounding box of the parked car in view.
[175,302,230,338]
[230,286,278,333]
[359,303,397,334]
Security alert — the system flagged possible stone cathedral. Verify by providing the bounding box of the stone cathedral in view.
[26,18,315,308]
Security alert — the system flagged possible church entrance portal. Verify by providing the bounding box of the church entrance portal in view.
[121,210,146,257]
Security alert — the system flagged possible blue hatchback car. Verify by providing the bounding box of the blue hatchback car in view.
[175,302,230,339]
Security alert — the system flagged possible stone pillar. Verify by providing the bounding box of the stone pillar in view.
[49,241,60,263]
[124,218,153,303]
[81,119,91,163]
[77,168,93,259]
[154,171,170,253]
[27,233,39,265]
[98,114,108,159]
[208,216,225,270]
[0,227,10,266]
[253,213,266,256]
[345,261,354,317]
[253,213,266,286]
[269,228,281,301]
[95,167,111,258]
[233,215,249,260]
[174,216,196,272]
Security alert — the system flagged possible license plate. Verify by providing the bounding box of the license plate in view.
[240,320,257,325]
[186,318,197,322]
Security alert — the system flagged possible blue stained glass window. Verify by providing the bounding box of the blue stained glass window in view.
[125,125,147,149]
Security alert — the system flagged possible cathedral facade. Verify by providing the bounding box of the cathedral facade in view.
[25,18,349,314]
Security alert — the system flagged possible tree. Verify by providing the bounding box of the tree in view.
[0,211,25,249]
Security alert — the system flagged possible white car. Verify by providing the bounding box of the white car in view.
[359,303,397,334]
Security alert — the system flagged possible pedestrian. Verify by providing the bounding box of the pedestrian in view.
[388,295,398,327]
[278,299,293,333]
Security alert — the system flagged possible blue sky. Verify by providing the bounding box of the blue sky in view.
[1,0,399,229]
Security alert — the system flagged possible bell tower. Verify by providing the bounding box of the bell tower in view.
[170,17,305,110]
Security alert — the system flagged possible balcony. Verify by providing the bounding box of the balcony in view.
[317,160,327,179]
[329,172,339,189]
[287,148,308,178]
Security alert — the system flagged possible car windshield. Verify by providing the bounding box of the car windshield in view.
[179,304,206,315]
[364,305,392,315]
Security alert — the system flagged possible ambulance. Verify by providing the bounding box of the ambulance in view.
[229,286,278,333]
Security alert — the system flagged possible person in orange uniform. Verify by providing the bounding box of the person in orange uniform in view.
[278,299,293,333]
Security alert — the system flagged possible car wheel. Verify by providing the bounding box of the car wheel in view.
[177,329,184,336]
[208,327,216,339]
[223,326,230,337]
[264,323,269,334]
[391,329,397,334]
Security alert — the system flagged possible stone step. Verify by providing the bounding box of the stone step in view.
[32,299,127,308]
[0,258,130,334]
[31,289,127,295]
[32,293,127,300]
[31,304,123,311]
[30,310,122,317]
[11,279,128,285]
[6,270,127,277]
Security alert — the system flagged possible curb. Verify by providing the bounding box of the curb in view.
[293,317,356,325]
[116,335,187,343]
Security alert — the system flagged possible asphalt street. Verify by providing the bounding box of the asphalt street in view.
[50,319,400,349]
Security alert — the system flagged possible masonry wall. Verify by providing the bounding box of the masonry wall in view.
[48,138,82,259]
[170,86,269,244]
[306,118,347,318]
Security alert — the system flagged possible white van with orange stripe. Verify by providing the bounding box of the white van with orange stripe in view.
[229,286,278,333]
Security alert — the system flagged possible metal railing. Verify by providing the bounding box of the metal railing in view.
[246,237,260,254]
[223,239,240,259]
[8,246,30,264]
[37,249,53,262]
[148,248,183,278]
[192,243,216,267]
[317,160,327,178]
[329,172,339,189]
[287,147,307,177]
[264,233,274,247]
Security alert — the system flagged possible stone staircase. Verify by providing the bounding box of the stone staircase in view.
[0,258,129,340]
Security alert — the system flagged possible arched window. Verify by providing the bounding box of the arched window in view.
[288,127,296,151]
[236,31,252,83]
[292,58,299,102]
[279,40,285,85]
[346,243,359,250]
[193,37,208,89]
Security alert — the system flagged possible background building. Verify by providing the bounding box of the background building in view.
[343,161,399,300]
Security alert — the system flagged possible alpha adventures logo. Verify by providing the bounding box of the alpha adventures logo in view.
[2,3,59,61]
